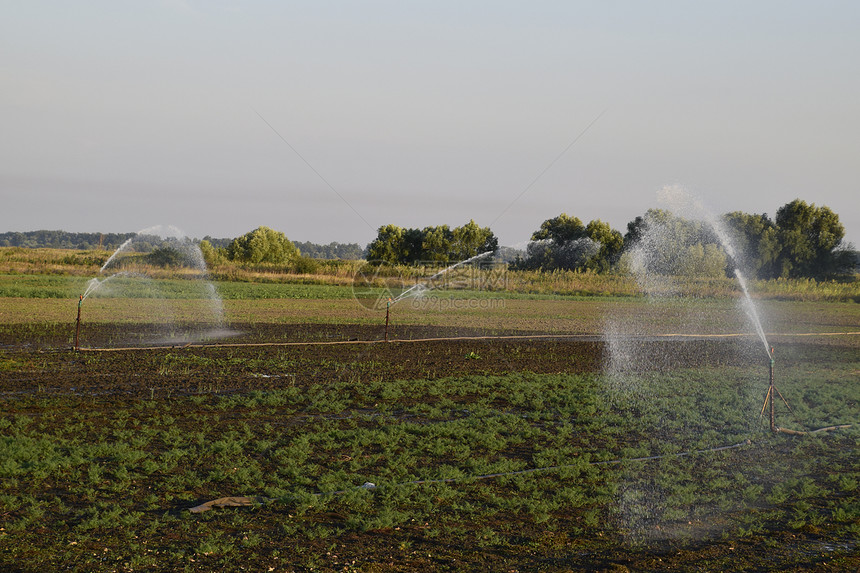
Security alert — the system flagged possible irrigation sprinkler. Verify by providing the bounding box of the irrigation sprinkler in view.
[73,295,83,352]
[757,347,779,431]
[759,347,794,432]
[757,346,854,436]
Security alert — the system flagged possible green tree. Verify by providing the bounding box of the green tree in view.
[367,221,498,265]
[226,226,300,265]
[421,225,454,263]
[145,246,185,267]
[199,240,228,267]
[366,224,427,265]
[519,213,621,272]
[451,220,498,261]
[584,219,623,272]
[532,213,586,243]
[676,243,728,277]
[402,228,426,264]
[621,209,727,277]
[366,224,407,264]
[519,213,588,271]
[723,211,782,279]
[775,199,849,279]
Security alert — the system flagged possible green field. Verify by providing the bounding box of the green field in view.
[1,342,858,572]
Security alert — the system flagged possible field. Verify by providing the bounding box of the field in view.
[1,266,859,572]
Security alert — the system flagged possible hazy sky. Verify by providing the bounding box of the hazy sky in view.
[2,1,858,248]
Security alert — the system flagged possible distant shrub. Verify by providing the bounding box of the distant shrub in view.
[145,247,185,268]
[292,256,321,275]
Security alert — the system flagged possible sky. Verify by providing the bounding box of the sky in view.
[2,1,858,249]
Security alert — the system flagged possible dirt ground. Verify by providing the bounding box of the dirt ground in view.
[0,321,779,399]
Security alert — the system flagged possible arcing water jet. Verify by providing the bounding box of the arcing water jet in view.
[391,250,495,305]
[734,269,771,359]
[74,226,230,348]
[379,250,495,341]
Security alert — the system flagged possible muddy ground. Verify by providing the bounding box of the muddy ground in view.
[0,322,778,399]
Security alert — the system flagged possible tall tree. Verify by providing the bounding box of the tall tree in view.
[367,221,498,265]
[621,209,727,278]
[518,213,621,272]
[402,228,426,264]
[723,211,782,279]
[584,219,623,272]
[775,199,848,279]
[367,224,406,264]
[532,213,586,243]
[451,220,498,260]
[421,225,454,263]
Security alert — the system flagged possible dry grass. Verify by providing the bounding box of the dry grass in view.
[0,246,857,302]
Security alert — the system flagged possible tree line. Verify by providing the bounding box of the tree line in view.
[2,199,855,280]
[366,220,499,265]
[293,241,364,260]
[0,230,363,261]
[367,200,856,280]
[0,231,136,250]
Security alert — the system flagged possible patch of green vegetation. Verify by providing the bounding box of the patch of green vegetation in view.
[214,281,354,300]
[0,274,81,298]
[0,274,358,300]
[1,346,858,571]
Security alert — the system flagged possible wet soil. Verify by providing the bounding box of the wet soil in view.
[0,322,771,399]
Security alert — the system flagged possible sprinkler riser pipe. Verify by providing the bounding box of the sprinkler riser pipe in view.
[384,301,390,342]
[74,295,83,352]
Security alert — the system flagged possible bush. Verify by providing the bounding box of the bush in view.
[292,256,321,275]
[227,227,299,265]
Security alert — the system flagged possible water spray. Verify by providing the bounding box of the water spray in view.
[74,295,83,352]
[389,250,495,306]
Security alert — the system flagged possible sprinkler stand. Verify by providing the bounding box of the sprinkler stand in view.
[74,295,83,352]
[759,346,781,432]
[769,347,775,431]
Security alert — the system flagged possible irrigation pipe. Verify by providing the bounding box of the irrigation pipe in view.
[189,439,753,514]
[774,424,853,436]
[77,330,859,353]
